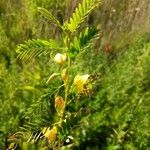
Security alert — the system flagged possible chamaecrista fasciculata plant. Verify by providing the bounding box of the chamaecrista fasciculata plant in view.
[8,0,101,149]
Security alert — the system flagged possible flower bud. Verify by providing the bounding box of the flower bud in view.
[55,96,65,112]
[61,68,68,84]
[53,53,66,64]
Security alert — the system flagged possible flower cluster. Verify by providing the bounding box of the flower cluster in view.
[42,54,91,145]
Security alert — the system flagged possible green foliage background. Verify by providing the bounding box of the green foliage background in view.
[0,0,150,149]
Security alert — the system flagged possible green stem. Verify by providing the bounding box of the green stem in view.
[58,33,71,126]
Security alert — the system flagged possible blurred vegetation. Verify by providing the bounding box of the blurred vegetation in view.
[0,0,150,149]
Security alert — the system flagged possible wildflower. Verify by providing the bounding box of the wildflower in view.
[55,96,65,113]
[42,126,57,143]
[73,74,89,93]
[53,53,66,64]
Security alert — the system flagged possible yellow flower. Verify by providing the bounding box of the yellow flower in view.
[42,126,57,143]
[53,53,66,64]
[73,74,89,93]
